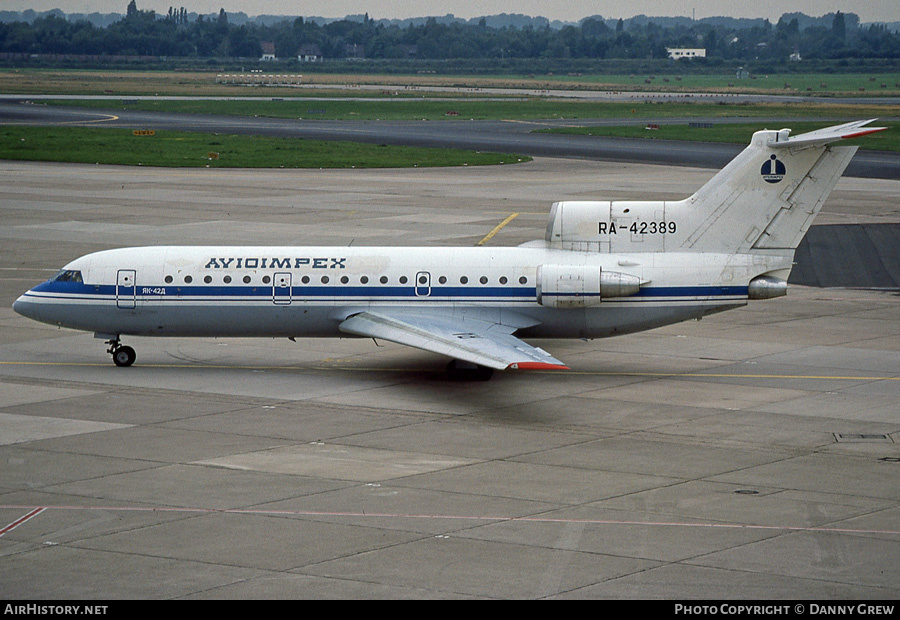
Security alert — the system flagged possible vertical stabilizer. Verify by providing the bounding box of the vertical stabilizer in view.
[674,120,884,254]
[540,121,884,258]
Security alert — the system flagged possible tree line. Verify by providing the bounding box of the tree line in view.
[1,2,898,63]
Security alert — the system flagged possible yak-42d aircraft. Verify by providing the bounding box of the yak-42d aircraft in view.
[13,119,886,379]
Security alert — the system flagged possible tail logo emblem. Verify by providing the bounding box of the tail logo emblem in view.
[761,154,786,183]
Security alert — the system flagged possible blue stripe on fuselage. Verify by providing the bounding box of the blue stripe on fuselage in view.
[26,281,749,301]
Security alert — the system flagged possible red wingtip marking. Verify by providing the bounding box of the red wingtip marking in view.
[842,127,887,140]
[507,362,569,370]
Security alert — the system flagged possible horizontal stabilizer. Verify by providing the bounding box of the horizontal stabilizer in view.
[768,119,886,149]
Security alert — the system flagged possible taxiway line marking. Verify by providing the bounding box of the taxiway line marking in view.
[63,113,119,125]
[476,212,519,246]
[0,507,46,538]
[0,504,898,537]
[0,359,898,382]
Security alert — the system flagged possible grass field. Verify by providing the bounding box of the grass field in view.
[3,69,900,97]
[45,98,900,151]
[535,72,900,96]
[0,127,528,168]
[47,97,900,124]
[2,69,898,166]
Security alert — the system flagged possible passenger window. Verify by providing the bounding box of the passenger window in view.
[164,275,173,284]
[262,276,271,284]
[321,275,329,284]
[301,275,310,284]
[519,276,528,284]
[438,276,447,284]
[184,275,193,283]
[360,276,369,284]
[340,276,349,284]
[460,276,468,284]
[399,276,408,284]
[223,275,232,284]
[380,276,388,284]
[243,275,251,284]
[480,276,488,284]
[499,276,508,284]
[204,275,212,284]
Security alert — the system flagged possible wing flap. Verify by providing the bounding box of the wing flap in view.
[339,311,568,371]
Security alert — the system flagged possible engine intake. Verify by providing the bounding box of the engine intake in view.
[536,265,641,308]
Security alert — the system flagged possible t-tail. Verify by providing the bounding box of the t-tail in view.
[674,119,886,255]
[544,120,886,295]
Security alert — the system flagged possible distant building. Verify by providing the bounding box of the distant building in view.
[260,41,276,61]
[297,44,322,62]
[789,52,802,61]
[667,48,706,60]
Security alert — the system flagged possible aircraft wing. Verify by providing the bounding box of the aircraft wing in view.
[338,310,568,370]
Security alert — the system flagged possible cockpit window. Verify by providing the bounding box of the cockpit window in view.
[51,269,83,283]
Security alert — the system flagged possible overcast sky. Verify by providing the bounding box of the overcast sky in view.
[3,0,899,23]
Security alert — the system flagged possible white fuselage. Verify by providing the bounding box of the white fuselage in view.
[14,244,767,341]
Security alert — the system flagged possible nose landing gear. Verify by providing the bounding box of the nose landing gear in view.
[105,337,136,367]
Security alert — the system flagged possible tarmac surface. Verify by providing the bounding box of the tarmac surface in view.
[0,158,898,599]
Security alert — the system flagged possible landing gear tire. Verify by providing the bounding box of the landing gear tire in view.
[112,345,136,367]
[446,360,494,381]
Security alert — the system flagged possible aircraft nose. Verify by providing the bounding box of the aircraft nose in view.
[12,293,41,322]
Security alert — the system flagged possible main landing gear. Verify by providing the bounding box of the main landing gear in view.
[446,359,494,381]
[105,337,136,367]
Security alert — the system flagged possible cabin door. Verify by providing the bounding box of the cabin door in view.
[116,269,136,309]
[273,272,292,305]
